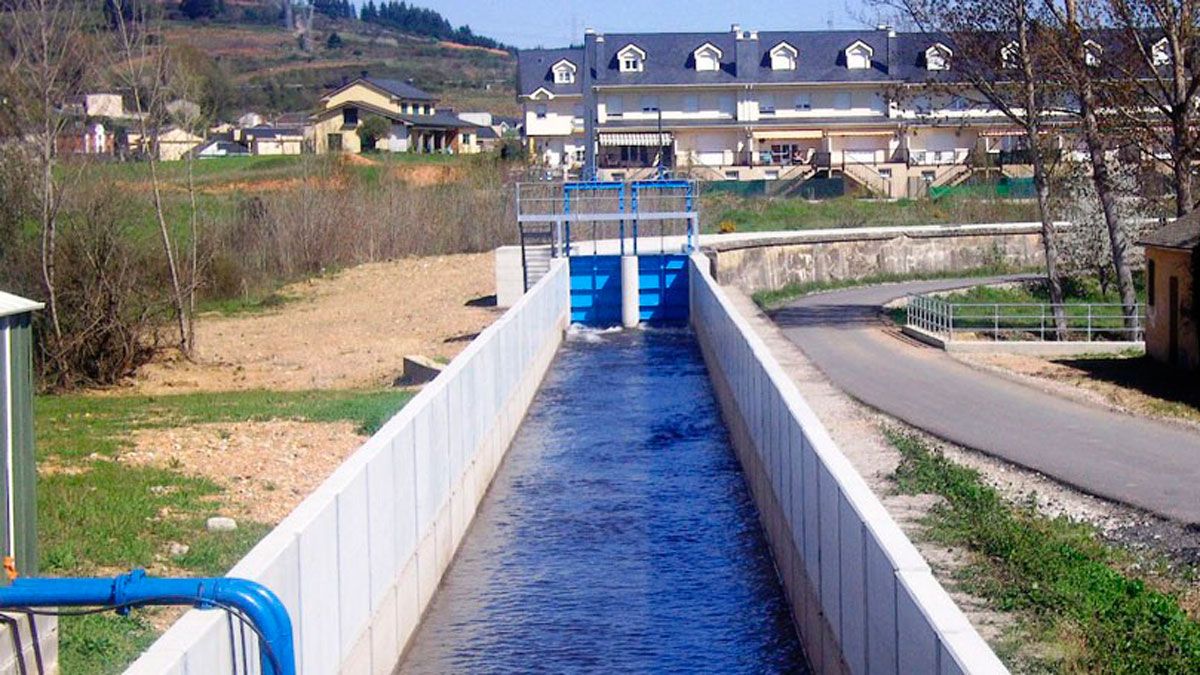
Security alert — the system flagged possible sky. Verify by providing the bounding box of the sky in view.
[358,0,885,50]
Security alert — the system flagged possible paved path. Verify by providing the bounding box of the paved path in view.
[772,276,1200,525]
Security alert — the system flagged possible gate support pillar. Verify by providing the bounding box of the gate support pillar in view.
[621,255,640,328]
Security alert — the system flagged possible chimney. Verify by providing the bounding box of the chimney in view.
[734,25,759,79]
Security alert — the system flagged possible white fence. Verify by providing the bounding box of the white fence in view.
[128,260,570,675]
[688,254,1007,675]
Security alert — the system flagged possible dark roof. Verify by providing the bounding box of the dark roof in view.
[517,47,585,97]
[474,126,499,139]
[244,126,304,139]
[316,100,469,129]
[516,28,1150,96]
[1138,214,1200,250]
[195,139,250,156]
[361,77,437,101]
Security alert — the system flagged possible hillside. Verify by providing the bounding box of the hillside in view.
[160,7,519,118]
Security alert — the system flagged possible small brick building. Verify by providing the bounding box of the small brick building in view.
[1139,213,1200,369]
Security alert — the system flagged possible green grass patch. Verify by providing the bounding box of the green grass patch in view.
[197,290,296,316]
[702,194,1040,233]
[752,264,1029,310]
[887,429,1200,672]
[938,277,1146,335]
[37,388,411,672]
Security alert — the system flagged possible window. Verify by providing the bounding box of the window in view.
[770,43,798,71]
[926,44,951,71]
[693,43,723,72]
[834,92,852,109]
[765,170,780,180]
[573,147,586,164]
[535,104,547,119]
[640,95,659,112]
[342,107,358,126]
[617,45,646,72]
[724,170,739,180]
[1148,259,1156,306]
[759,94,776,115]
[845,41,873,70]
[1001,42,1020,69]
[794,93,812,111]
[607,96,623,117]
[552,59,577,84]
[719,95,735,115]
[683,95,699,113]
[1152,38,1170,66]
[921,170,936,182]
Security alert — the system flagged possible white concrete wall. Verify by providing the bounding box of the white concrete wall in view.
[0,613,56,675]
[127,260,571,675]
[688,254,1007,675]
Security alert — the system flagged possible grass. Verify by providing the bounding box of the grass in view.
[37,388,412,673]
[197,290,296,316]
[752,263,1029,310]
[936,276,1147,337]
[887,428,1200,673]
[702,194,1040,233]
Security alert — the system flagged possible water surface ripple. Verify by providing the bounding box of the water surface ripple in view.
[398,328,808,673]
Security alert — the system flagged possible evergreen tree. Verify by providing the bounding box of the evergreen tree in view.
[179,0,224,20]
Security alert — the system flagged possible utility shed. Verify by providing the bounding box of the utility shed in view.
[1139,213,1200,369]
[0,292,41,577]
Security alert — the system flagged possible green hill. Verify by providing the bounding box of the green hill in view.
[158,4,518,118]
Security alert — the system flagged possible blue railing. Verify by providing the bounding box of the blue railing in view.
[0,569,295,675]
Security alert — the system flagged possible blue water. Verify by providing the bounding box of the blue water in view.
[398,328,808,673]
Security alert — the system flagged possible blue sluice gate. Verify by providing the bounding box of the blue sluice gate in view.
[569,254,689,326]
[398,329,808,672]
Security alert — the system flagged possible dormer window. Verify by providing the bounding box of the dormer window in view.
[925,43,952,71]
[1152,37,1170,66]
[617,44,646,73]
[770,42,798,71]
[552,59,577,84]
[1083,40,1103,67]
[845,40,874,70]
[1001,41,1020,69]
[693,42,723,72]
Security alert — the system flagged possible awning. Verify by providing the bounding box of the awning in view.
[753,130,823,141]
[599,132,673,147]
[824,129,896,137]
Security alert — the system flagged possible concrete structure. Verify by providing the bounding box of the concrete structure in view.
[1139,216,1199,369]
[495,222,1052,306]
[518,26,1059,190]
[311,78,474,155]
[128,261,570,674]
[689,256,1007,674]
[707,223,1050,294]
[151,127,205,162]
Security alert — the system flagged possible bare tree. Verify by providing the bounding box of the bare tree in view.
[1105,0,1200,216]
[282,0,293,30]
[1042,0,1139,328]
[110,0,195,356]
[3,0,87,349]
[296,1,316,53]
[882,0,1069,334]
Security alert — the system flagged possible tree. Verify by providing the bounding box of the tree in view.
[882,0,1070,335]
[1041,0,1139,330]
[4,0,89,362]
[178,0,223,20]
[110,0,199,357]
[326,31,343,49]
[356,115,391,151]
[1105,0,1200,216]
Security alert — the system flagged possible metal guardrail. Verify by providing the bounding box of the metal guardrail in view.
[906,294,1144,342]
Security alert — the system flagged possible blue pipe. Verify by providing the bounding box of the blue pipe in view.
[0,569,295,675]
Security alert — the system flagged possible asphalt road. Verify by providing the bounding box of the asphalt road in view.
[772,276,1200,525]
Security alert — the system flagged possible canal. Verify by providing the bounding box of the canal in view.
[398,328,808,673]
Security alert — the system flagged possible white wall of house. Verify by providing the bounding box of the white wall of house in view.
[525,97,582,137]
[676,129,743,166]
[384,124,411,152]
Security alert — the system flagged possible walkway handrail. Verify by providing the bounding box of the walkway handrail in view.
[906,293,1144,342]
[0,569,295,675]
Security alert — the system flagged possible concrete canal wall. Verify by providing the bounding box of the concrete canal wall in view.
[127,260,571,675]
[689,254,1007,675]
[708,223,1050,295]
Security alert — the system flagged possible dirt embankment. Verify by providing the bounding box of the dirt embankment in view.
[135,252,499,393]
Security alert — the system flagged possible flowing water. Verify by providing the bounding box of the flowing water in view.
[398,328,808,673]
